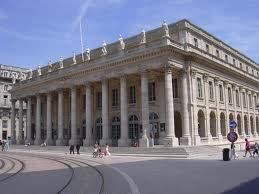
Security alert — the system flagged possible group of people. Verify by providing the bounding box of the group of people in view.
[0,139,10,152]
[94,143,111,156]
[69,144,81,154]
[230,138,259,159]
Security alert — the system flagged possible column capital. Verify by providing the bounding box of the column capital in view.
[223,80,229,87]
[214,77,220,85]
[191,69,197,78]
[84,81,92,87]
[11,99,17,103]
[203,73,209,82]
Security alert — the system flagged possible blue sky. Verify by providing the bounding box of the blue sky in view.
[0,0,258,69]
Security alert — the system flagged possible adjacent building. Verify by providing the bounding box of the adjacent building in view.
[0,64,28,141]
[10,19,259,147]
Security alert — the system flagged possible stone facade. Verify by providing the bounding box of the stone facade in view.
[0,64,28,142]
[10,19,259,147]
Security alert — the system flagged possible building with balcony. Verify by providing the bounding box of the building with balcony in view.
[0,64,28,141]
[10,19,259,147]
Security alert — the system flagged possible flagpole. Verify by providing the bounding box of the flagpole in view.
[79,19,84,61]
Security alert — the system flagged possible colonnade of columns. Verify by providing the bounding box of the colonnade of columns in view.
[11,68,192,147]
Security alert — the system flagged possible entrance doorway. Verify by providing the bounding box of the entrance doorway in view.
[129,115,139,146]
[111,117,120,147]
[149,112,159,145]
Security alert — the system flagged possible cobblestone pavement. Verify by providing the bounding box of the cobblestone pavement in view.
[0,149,259,194]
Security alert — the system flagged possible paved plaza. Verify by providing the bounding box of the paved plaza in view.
[0,147,258,194]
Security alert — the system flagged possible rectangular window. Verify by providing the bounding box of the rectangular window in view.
[246,66,248,72]
[240,63,242,69]
[233,59,236,66]
[148,82,156,101]
[206,44,209,53]
[129,86,136,104]
[216,50,220,58]
[83,95,86,110]
[112,88,119,106]
[243,92,246,107]
[193,38,198,47]
[172,79,178,98]
[209,81,214,100]
[228,88,232,104]
[249,94,252,108]
[2,120,8,128]
[96,91,102,108]
[225,55,228,62]
[3,85,8,92]
[219,85,224,102]
[197,78,203,98]
[254,96,257,109]
[236,90,239,106]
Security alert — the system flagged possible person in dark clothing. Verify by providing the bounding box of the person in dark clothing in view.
[69,145,75,154]
[76,145,80,155]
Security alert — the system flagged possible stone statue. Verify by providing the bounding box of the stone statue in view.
[28,69,33,79]
[118,35,125,50]
[48,60,52,73]
[86,48,90,61]
[140,29,146,44]
[38,64,42,76]
[59,56,64,69]
[73,52,76,64]
[18,72,23,80]
[12,74,16,84]
[162,20,169,37]
[102,41,107,56]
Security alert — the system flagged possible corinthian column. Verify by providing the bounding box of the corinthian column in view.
[139,71,150,147]
[180,69,191,145]
[163,67,178,147]
[25,97,33,144]
[100,79,111,145]
[83,83,93,146]
[46,92,54,145]
[35,94,42,145]
[56,89,66,146]
[118,75,130,146]
[215,78,223,141]
[17,99,24,144]
[69,86,80,145]
[11,99,16,144]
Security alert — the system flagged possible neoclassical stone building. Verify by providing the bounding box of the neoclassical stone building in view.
[0,64,28,141]
[10,19,259,147]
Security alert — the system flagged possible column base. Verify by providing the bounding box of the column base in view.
[118,138,131,147]
[69,138,81,146]
[11,138,16,145]
[17,138,25,145]
[139,137,150,147]
[34,138,43,145]
[99,138,112,146]
[45,138,55,146]
[217,134,223,142]
[193,135,201,146]
[180,135,191,146]
[56,139,68,146]
[83,138,93,147]
[163,136,179,147]
[25,138,34,145]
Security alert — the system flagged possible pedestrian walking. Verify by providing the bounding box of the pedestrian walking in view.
[253,142,258,157]
[243,138,252,158]
[4,139,9,151]
[230,142,238,159]
[76,144,80,155]
[69,145,75,154]
[104,143,111,156]
[1,140,5,152]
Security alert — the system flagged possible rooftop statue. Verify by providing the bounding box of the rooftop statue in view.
[48,60,52,73]
[28,69,33,79]
[73,52,76,64]
[102,41,107,56]
[162,20,170,37]
[59,56,64,69]
[118,35,125,50]
[140,29,146,44]
[38,64,42,76]
[12,74,16,84]
[86,48,91,61]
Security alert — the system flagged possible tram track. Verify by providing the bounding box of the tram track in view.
[0,159,5,170]
[4,152,105,194]
[0,155,25,183]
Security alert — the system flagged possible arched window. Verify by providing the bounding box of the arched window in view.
[111,116,120,139]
